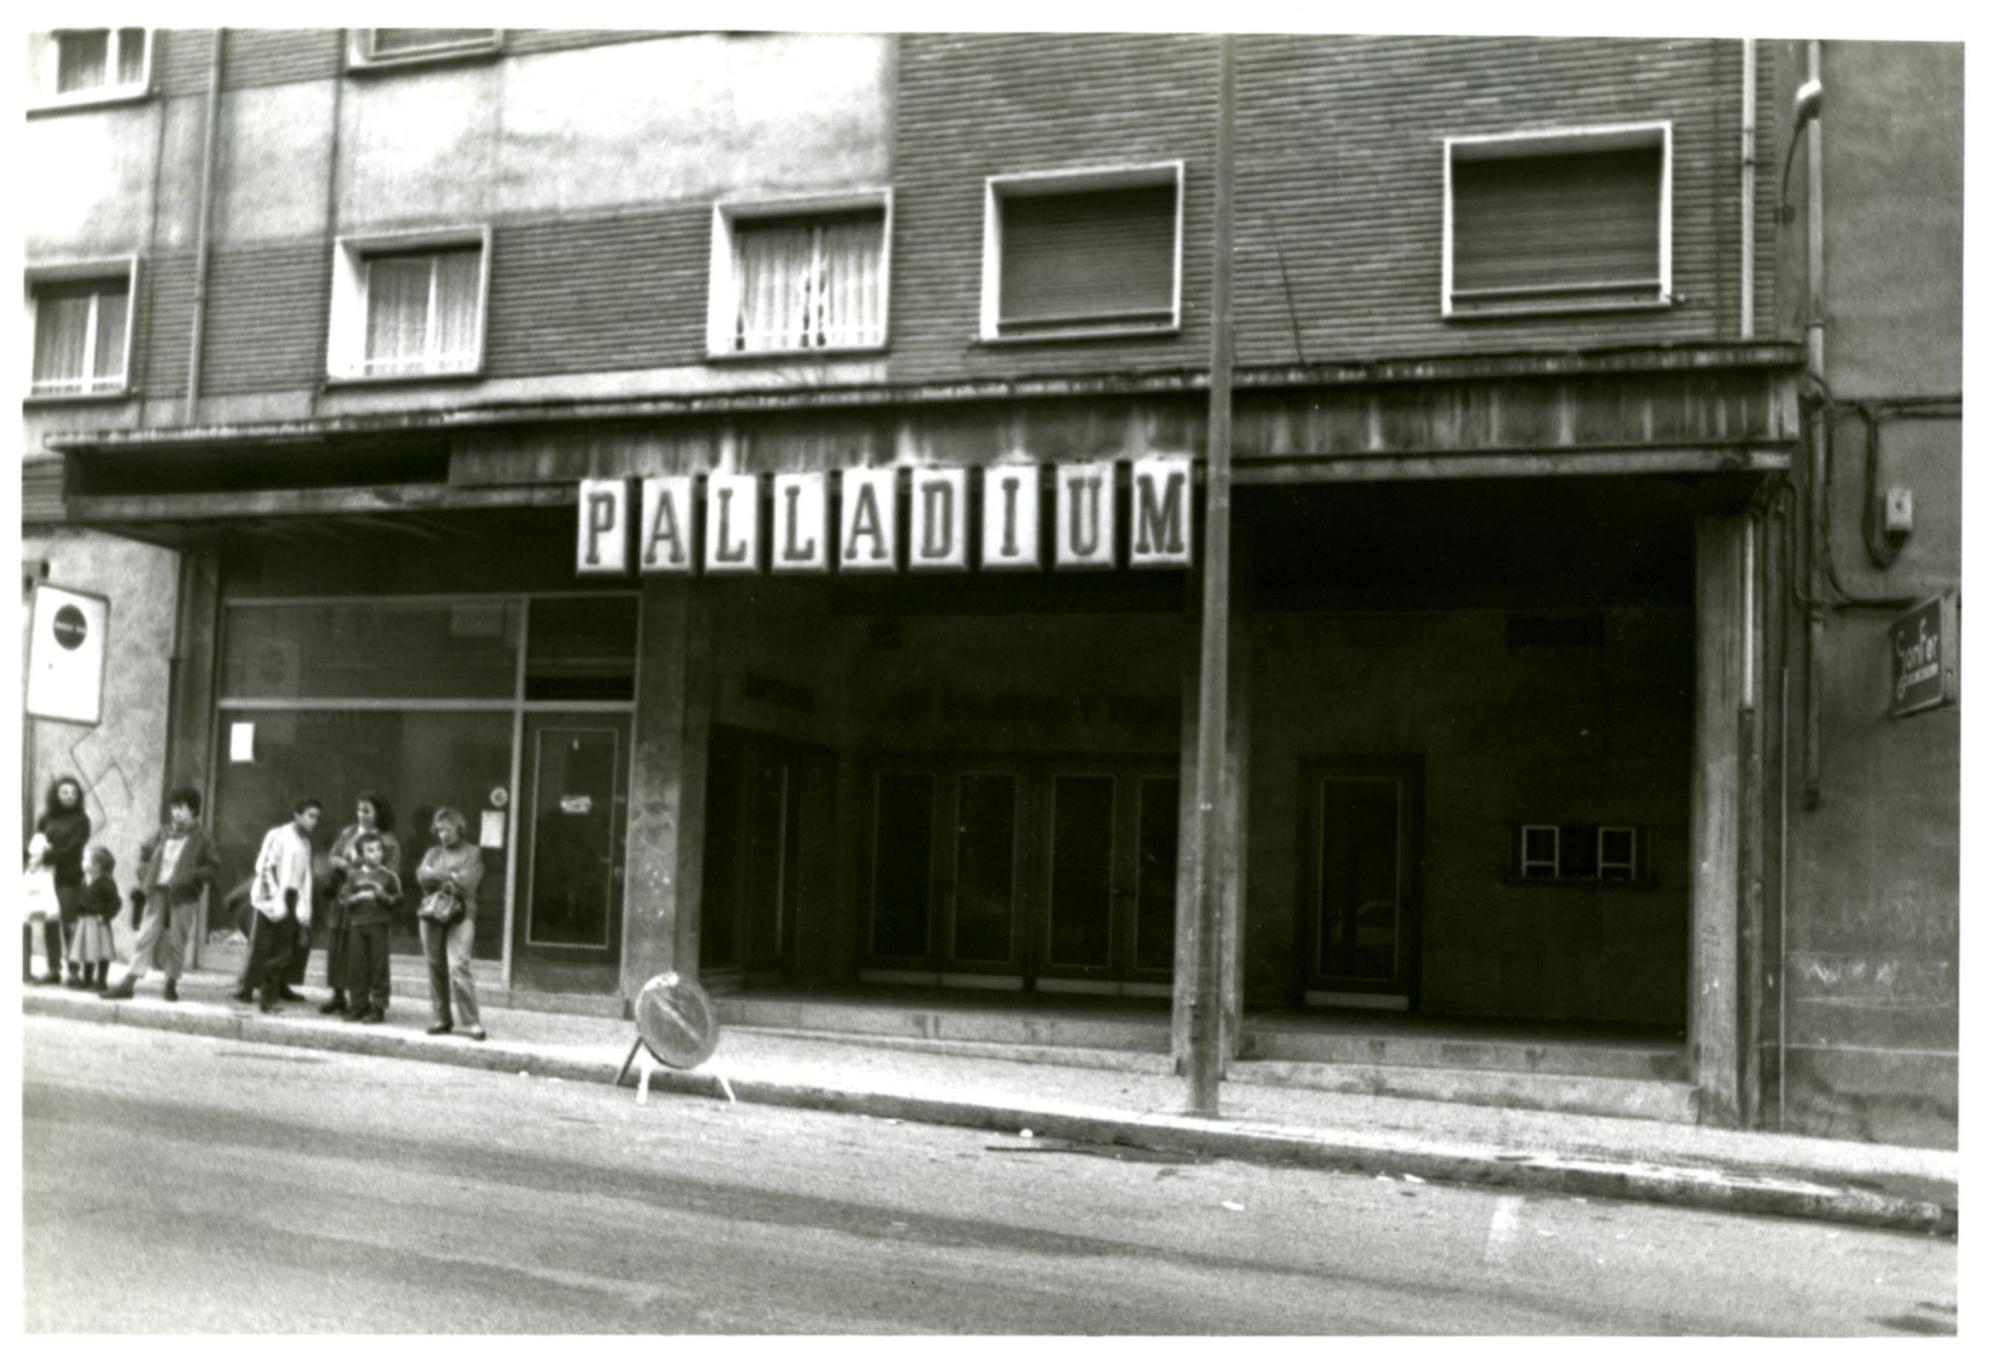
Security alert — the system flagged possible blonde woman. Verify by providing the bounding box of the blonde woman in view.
[415,807,486,1040]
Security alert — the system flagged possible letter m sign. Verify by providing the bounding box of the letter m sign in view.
[1130,456,1193,568]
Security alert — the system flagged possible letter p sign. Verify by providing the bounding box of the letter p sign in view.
[577,479,631,575]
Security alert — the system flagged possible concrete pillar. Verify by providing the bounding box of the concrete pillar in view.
[619,578,715,1002]
[1690,513,1754,1125]
[168,548,222,965]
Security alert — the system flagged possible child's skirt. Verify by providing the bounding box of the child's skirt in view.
[68,916,114,963]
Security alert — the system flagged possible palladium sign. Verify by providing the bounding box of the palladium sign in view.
[575,458,1194,576]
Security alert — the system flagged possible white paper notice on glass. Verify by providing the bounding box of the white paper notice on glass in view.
[229,722,255,762]
[480,810,506,850]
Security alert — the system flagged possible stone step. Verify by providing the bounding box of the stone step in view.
[1238,1027,1689,1082]
[713,994,1173,1054]
[1230,1058,1701,1124]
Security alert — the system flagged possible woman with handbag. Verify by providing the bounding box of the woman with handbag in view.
[34,775,89,985]
[415,806,486,1041]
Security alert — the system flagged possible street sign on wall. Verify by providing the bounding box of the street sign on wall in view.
[25,583,110,726]
[1889,593,1959,717]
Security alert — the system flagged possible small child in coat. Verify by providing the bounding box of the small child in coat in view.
[339,833,402,1024]
[70,845,121,992]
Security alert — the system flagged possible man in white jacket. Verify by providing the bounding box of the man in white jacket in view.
[245,798,321,1013]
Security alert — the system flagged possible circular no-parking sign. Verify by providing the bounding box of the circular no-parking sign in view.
[632,972,720,1070]
[52,604,88,650]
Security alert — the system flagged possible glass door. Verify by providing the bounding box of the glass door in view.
[702,726,804,978]
[516,713,630,969]
[1302,761,1420,1008]
[1039,764,1178,995]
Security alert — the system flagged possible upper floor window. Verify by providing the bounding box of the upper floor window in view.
[981,163,1183,342]
[27,29,152,110]
[328,230,490,382]
[708,196,891,356]
[26,260,136,400]
[348,28,503,70]
[1444,123,1672,319]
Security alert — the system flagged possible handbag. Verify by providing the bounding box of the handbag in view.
[23,863,58,924]
[418,889,465,927]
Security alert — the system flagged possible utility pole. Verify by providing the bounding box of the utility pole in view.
[1182,32,1236,1117]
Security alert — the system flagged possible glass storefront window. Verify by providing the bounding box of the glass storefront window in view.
[212,710,513,960]
[221,600,521,700]
[526,596,639,701]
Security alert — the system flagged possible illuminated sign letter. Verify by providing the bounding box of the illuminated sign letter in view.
[911,468,967,571]
[981,465,1040,570]
[704,472,761,574]
[1130,456,1193,567]
[639,477,694,574]
[577,478,630,575]
[840,466,899,572]
[1056,461,1115,569]
[773,472,830,573]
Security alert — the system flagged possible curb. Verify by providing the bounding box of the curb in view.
[25,992,1955,1238]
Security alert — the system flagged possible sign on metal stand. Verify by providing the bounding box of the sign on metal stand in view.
[618,972,727,1104]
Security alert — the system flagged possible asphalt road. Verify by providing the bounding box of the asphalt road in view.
[21,1016,1956,1334]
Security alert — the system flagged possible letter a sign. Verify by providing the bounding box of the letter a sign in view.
[1130,456,1193,567]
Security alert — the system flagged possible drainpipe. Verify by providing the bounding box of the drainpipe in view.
[185,28,225,418]
[1741,39,1757,339]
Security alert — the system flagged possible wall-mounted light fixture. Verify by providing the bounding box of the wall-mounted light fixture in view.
[1777,77,1824,224]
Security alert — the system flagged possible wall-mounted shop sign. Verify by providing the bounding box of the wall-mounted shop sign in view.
[1888,592,1958,717]
[575,459,1193,577]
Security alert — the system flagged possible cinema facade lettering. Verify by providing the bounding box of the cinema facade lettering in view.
[574,457,1195,576]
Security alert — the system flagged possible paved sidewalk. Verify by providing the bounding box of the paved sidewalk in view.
[22,966,1956,1237]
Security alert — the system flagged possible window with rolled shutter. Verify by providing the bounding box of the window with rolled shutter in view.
[1447,126,1670,317]
[985,165,1182,338]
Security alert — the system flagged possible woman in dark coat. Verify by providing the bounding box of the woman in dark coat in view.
[35,775,89,986]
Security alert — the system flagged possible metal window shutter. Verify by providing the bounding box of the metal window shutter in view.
[1453,147,1661,295]
[999,183,1176,326]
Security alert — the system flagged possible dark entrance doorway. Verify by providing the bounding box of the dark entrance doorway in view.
[859,755,1178,994]
[514,712,630,989]
[1297,758,1422,1009]
[701,726,813,981]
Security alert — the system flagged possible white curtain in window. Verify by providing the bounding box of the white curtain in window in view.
[92,290,128,383]
[734,214,883,352]
[365,257,432,372]
[57,31,109,93]
[433,249,482,366]
[116,29,145,85]
[735,224,817,352]
[820,216,883,350]
[33,294,91,388]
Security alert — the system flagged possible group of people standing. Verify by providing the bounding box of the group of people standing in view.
[229,793,486,1040]
[25,775,488,1042]
[26,776,216,999]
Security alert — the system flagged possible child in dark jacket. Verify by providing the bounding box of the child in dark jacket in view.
[71,845,121,992]
[339,833,402,1024]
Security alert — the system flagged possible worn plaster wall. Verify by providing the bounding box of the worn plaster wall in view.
[1766,40,1961,1149]
[22,530,181,946]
